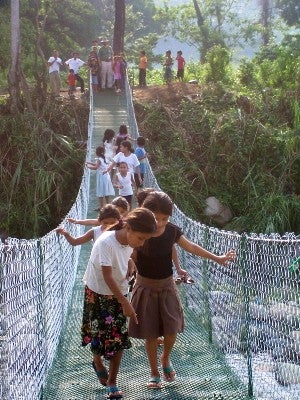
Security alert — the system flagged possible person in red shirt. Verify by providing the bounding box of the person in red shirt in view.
[67,69,76,98]
[176,50,185,82]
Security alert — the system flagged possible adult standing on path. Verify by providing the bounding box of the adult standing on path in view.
[65,52,86,93]
[48,50,63,97]
[98,38,114,89]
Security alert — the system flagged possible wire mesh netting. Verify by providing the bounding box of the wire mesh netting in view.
[1,80,300,400]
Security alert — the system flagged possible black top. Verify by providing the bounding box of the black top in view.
[136,222,183,279]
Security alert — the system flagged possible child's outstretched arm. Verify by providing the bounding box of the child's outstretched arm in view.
[67,217,99,226]
[85,161,98,170]
[104,161,116,174]
[56,227,94,246]
[177,235,236,266]
[172,245,187,276]
[68,218,100,226]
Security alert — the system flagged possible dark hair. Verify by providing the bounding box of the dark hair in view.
[103,128,115,143]
[136,187,155,207]
[95,146,105,160]
[120,140,133,152]
[142,191,173,216]
[137,136,146,146]
[111,196,129,211]
[125,208,157,233]
[98,204,120,221]
[141,50,146,55]
[119,124,128,135]
[69,69,74,73]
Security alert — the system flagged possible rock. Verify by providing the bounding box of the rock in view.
[249,302,269,321]
[204,196,233,225]
[269,303,300,323]
[275,362,300,385]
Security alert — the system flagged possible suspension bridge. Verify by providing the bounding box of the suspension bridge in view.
[1,81,299,400]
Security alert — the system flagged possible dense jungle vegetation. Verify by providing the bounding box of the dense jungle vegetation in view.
[0,0,300,238]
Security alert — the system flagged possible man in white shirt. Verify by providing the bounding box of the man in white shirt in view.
[65,52,86,93]
[48,50,63,97]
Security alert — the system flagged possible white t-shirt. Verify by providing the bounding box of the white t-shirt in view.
[113,152,140,174]
[92,226,104,241]
[104,140,116,164]
[48,56,62,73]
[65,57,85,74]
[116,172,133,196]
[83,230,132,295]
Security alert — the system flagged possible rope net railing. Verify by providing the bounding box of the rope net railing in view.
[125,79,300,399]
[0,79,299,399]
[0,89,94,400]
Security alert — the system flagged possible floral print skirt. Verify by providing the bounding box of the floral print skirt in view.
[81,286,131,359]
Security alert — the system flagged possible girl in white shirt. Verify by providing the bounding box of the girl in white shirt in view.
[105,140,143,186]
[81,208,157,399]
[86,146,115,208]
[113,161,137,210]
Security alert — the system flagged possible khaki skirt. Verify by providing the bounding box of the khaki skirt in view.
[128,274,184,339]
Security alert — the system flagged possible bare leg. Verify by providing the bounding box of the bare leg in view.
[99,196,104,208]
[160,333,177,381]
[93,353,105,370]
[105,195,110,205]
[92,353,107,385]
[145,338,160,377]
[107,350,123,395]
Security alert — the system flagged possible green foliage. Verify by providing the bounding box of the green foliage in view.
[276,0,300,27]
[204,45,231,83]
[135,74,300,234]
[0,100,89,239]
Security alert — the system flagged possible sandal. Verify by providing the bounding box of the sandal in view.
[162,364,176,382]
[174,274,195,285]
[147,376,162,389]
[92,361,108,386]
[106,386,123,399]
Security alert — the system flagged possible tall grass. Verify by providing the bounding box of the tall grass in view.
[0,101,88,238]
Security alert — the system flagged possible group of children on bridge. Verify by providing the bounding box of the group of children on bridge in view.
[56,125,236,399]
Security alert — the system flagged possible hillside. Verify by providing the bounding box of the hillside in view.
[132,82,300,234]
[133,82,201,107]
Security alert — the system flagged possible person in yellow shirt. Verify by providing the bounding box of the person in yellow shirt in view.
[138,50,147,87]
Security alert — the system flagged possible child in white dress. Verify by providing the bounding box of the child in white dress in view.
[113,161,137,210]
[86,146,115,208]
[102,129,117,165]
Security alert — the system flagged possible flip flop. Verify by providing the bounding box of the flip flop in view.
[147,376,162,389]
[162,364,176,382]
[174,274,195,285]
[106,386,123,399]
[92,361,108,386]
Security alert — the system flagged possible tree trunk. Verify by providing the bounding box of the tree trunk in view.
[192,0,210,62]
[33,0,49,108]
[261,0,272,46]
[8,0,22,113]
[113,0,125,54]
